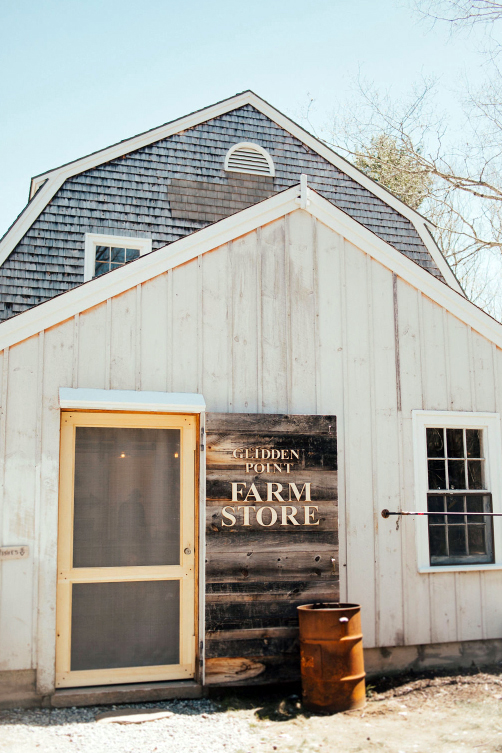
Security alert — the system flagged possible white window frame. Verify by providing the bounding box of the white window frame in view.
[413,410,502,573]
[84,233,152,282]
[224,142,275,177]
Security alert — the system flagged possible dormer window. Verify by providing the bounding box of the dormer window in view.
[84,233,152,281]
[224,143,275,177]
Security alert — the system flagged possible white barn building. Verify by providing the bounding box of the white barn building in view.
[0,93,501,708]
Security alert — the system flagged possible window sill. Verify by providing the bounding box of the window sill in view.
[419,563,502,574]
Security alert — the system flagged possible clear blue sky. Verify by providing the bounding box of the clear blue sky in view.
[0,0,488,237]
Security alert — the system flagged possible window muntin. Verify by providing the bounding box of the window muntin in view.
[426,427,494,565]
[94,246,140,278]
[84,233,152,282]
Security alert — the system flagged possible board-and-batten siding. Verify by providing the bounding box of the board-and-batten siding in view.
[0,209,501,691]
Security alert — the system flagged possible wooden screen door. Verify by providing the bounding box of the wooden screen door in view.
[56,412,197,688]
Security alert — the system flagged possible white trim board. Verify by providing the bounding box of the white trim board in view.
[0,181,499,352]
[59,388,205,413]
[412,410,502,573]
[0,90,460,293]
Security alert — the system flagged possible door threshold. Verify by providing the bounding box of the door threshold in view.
[51,679,205,708]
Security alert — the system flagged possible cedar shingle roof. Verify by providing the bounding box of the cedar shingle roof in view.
[0,104,444,321]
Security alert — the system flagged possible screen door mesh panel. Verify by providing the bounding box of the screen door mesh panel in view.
[73,427,180,568]
[71,580,180,670]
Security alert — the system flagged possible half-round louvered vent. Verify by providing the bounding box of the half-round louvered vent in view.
[224,142,275,177]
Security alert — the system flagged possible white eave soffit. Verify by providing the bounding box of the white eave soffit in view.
[0,90,458,293]
[0,181,499,354]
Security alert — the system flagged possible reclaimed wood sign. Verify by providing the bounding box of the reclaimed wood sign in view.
[205,413,338,686]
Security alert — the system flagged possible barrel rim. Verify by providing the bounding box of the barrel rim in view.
[297,602,361,612]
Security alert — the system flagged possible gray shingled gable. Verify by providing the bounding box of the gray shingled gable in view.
[0,104,444,321]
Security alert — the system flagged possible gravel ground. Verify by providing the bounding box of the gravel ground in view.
[0,699,254,753]
[1,667,502,753]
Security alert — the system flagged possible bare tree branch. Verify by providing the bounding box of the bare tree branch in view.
[415,0,502,26]
[317,74,502,317]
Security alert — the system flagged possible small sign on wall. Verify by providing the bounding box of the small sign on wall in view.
[0,545,29,561]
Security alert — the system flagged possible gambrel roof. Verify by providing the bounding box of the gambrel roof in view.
[0,91,462,322]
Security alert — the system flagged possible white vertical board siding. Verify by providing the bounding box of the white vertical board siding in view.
[230,234,259,413]
[446,314,473,411]
[369,260,404,647]
[483,347,502,640]
[0,337,39,670]
[201,247,231,412]
[342,240,377,647]
[110,289,137,390]
[421,301,457,644]
[171,261,199,394]
[77,302,107,389]
[396,282,432,646]
[315,222,345,598]
[37,321,74,693]
[286,212,317,415]
[4,211,502,690]
[260,219,288,414]
[140,273,169,393]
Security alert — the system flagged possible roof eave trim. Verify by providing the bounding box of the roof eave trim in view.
[0,181,499,353]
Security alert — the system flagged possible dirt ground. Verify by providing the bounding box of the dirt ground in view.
[215,664,502,753]
[1,665,502,753]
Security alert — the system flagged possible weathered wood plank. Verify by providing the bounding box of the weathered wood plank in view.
[206,472,337,502]
[205,551,339,582]
[205,655,300,685]
[207,626,298,640]
[206,413,336,435]
[206,529,338,551]
[206,633,300,659]
[206,594,336,631]
[206,583,338,603]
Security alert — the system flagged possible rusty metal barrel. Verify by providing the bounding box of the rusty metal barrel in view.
[297,602,366,713]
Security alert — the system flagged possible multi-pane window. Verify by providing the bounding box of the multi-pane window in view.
[426,427,494,565]
[94,246,140,277]
[84,234,152,282]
